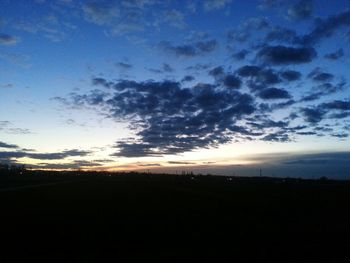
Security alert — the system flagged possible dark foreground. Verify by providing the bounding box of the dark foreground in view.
[1,173,350,262]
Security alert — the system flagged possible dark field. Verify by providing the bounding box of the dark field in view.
[1,173,350,262]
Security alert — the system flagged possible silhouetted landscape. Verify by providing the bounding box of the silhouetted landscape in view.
[1,168,350,262]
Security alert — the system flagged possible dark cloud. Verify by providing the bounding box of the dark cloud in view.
[111,142,162,157]
[59,70,349,158]
[324,48,344,60]
[287,0,313,21]
[242,17,270,30]
[227,17,269,43]
[280,70,301,81]
[300,10,350,45]
[162,63,174,72]
[257,69,281,84]
[312,72,334,82]
[168,161,195,165]
[82,1,119,25]
[300,99,350,123]
[115,62,132,69]
[301,107,325,123]
[231,49,249,60]
[308,68,334,82]
[203,0,232,11]
[32,160,104,170]
[208,66,224,77]
[300,92,324,102]
[69,79,259,157]
[92,77,114,88]
[237,66,280,85]
[0,121,32,135]
[110,9,145,36]
[28,149,92,160]
[296,131,317,136]
[236,65,261,77]
[0,149,92,163]
[235,65,283,95]
[0,83,14,88]
[314,126,333,133]
[159,39,218,57]
[120,0,157,8]
[181,75,195,82]
[162,9,185,29]
[300,82,345,102]
[6,128,32,135]
[67,89,108,106]
[331,133,348,138]
[148,63,174,74]
[0,33,20,45]
[258,87,291,100]
[283,152,350,166]
[0,141,19,149]
[0,121,11,128]
[185,63,211,72]
[223,75,242,89]
[258,0,281,10]
[329,112,350,119]
[265,27,298,43]
[247,119,289,130]
[137,163,161,167]
[270,99,296,110]
[227,30,249,43]
[257,45,317,65]
[243,151,350,179]
[262,132,290,142]
[323,100,350,111]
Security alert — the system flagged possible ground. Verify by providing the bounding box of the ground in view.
[0,172,350,262]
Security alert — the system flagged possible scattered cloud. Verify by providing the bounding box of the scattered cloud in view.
[256,45,317,65]
[168,161,196,165]
[159,39,218,57]
[70,78,259,157]
[324,48,344,60]
[287,0,313,21]
[0,141,19,149]
[162,9,186,29]
[0,33,20,46]
[181,75,195,82]
[258,0,281,10]
[148,63,174,74]
[301,107,325,124]
[280,70,302,81]
[0,83,14,88]
[265,27,298,44]
[82,1,119,25]
[308,68,334,82]
[203,0,232,11]
[300,10,350,45]
[258,87,291,100]
[0,148,92,163]
[231,49,249,60]
[223,75,242,89]
[115,62,133,70]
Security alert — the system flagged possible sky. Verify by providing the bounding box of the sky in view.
[0,0,350,178]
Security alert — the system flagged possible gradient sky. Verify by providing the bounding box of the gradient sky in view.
[0,0,350,178]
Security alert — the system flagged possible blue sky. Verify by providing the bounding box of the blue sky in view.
[0,0,350,178]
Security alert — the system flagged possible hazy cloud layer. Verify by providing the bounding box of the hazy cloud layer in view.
[0,147,92,163]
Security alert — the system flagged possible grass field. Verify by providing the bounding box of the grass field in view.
[1,173,350,262]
